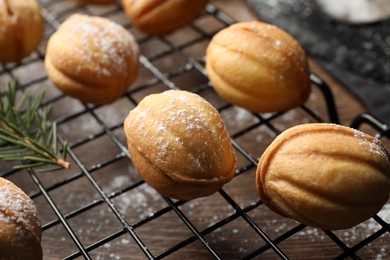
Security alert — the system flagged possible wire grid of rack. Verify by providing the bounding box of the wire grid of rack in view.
[0,0,389,259]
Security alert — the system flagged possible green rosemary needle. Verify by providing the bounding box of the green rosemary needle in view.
[0,80,70,171]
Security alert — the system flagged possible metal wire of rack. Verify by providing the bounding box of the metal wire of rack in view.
[0,0,389,259]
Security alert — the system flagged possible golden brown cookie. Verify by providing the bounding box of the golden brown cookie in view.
[45,14,140,104]
[124,90,237,200]
[206,21,311,113]
[256,123,390,230]
[122,0,208,35]
[0,0,44,63]
[0,177,42,260]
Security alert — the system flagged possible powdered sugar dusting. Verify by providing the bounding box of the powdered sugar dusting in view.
[127,90,231,179]
[58,14,139,77]
[331,202,389,258]
[353,129,389,158]
[112,180,160,221]
[163,91,219,135]
[0,178,40,245]
[161,91,226,170]
[275,39,283,46]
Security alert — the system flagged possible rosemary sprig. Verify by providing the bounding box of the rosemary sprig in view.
[0,80,70,171]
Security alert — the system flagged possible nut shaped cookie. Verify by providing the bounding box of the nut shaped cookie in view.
[124,90,237,200]
[0,0,44,63]
[206,21,311,113]
[45,14,140,104]
[0,178,42,260]
[256,123,390,230]
[122,0,208,35]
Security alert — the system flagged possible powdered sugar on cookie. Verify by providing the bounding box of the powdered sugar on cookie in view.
[59,14,139,77]
[353,129,389,159]
[0,178,40,243]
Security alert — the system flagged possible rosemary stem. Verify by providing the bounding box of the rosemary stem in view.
[0,108,70,170]
[56,157,70,169]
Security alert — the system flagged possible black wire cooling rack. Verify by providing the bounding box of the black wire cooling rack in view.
[0,0,389,259]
